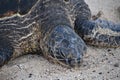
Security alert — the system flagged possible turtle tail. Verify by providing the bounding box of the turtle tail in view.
[75,19,120,47]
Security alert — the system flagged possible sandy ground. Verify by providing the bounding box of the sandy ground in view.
[0,0,120,80]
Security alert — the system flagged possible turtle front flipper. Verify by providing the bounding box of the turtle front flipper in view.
[75,19,120,47]
[0,36,13,67]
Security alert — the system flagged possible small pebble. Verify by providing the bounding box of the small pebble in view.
[92,70,96,72]
[28,73,33,78]
[99,72,102,75]
[114,63,119,67]
[107,49,111,52]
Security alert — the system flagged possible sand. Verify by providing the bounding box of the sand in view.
[0,0,120,80]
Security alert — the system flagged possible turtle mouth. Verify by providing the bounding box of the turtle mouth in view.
[49,51,82,67]
[58,57,82,67]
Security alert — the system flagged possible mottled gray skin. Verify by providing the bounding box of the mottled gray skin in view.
[0,0,120,67]
[75,19,120,47]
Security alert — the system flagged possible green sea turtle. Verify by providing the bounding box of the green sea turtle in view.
[0,0,120,67]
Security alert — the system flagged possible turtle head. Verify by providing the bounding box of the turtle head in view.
[42,25,87,67]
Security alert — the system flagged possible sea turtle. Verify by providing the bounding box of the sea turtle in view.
[0,0,120,67]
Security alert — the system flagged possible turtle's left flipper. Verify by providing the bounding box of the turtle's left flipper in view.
[0,36,13,67]
[75,19,120,47]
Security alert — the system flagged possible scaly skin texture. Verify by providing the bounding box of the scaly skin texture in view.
[0,0,119,67]
[0,0,89,67]
[75,19,120,47]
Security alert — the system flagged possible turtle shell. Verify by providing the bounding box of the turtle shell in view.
[0,0,38,17]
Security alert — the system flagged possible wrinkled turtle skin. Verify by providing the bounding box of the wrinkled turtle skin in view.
[0,0,120,67]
